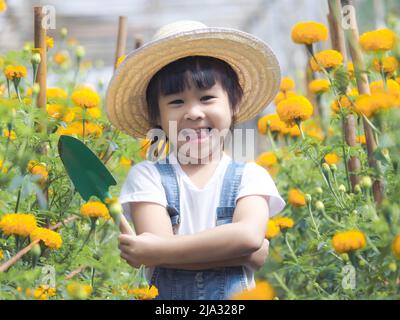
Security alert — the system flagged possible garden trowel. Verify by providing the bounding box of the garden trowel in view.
[57,135,134,235]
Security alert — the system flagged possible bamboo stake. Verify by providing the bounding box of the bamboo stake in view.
[0,216,79,273]
[114,16,128,71]
[340,0,385,204]
[34,7,47,111]
[328,0,361,191]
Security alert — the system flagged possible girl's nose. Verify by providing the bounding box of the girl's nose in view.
[184,103,205,120]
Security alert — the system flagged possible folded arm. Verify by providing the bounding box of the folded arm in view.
[125,195,269,269]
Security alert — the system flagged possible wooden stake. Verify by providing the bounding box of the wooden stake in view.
[34,7,47,110]
[114,16,128,71]
[340,0,384,204]
[327,0,361,191]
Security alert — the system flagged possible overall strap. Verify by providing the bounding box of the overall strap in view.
[216,160,245,225]
[154,157,181,225]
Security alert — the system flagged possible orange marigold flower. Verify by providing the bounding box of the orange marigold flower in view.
[324,153,340,165]
[0,249,4,260]
[354,93,393,118]
[0,213,37,237]
[53,51,68,65]
[257,114,288,135]
[273,217,294,230]
[280,77,295,92]
[119,156,133,168]
[276,96,313,126]
[66,282,93,300]
[256,152,278,169]
[392,234,400,258]
[265,220,280,239]
[127,285,159,300]
[2,129,16,140]
[230,280,276,300]
[4,65,28,80]
[356,135,366,144]
[359,29,396,52]
[372,56,398,74]
[47,87,68,99]
[347,62,355,78]
[309,50,343,72]
[332,230,366,253]
[288,188,306,207]
[80,201,110,220]
[291,22,328,45]
[30,227,62,250]
[0,0,7,12]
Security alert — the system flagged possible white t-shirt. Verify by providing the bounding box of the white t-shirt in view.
[118,152,286,288]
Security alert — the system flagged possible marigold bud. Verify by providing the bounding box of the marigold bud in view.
[354,184,362,194]
[338,184,346,193]
[330,164,337,172]
[315,187,323,194]
[315,201,325,211]
[75,46,86,58]
[31,53,41,65]
[305,194,312,203]
[360,176,372,189]
[322,163,331,173]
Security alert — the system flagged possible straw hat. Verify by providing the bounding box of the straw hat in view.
[106,20,281,138]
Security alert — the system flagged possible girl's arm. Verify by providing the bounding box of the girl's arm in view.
[121,195,268,266]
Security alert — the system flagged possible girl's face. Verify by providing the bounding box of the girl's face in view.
[157,77,232,163]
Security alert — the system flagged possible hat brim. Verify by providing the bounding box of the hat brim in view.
[106,27,281,138]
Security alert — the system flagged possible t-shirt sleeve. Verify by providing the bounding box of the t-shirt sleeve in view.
[118,161,167,221]
[236,162,286,217]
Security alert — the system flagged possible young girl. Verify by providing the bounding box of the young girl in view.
[106,20,286,300]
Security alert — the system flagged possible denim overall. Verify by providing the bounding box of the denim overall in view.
[151,156,249,300]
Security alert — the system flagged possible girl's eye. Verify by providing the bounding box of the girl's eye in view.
[201,96,215,101]
[169,99,184,105]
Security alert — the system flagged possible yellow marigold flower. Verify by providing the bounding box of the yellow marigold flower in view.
[56,121,103,138]
[354,93,393,118]
[47,87,68,99]
[72,106,102,120]
[356,135,366,144]
[392,234,400,258]
[273,217,294,230]
[372,56,398,74]
[139,138,169,159]
[291,21,328,45]
[0,213,37,237]
[46,36,54,49]
[310,50,343,72]
[53,51,68,65]
[80,201,110,220]
[66,282,92,300]
[324,153,340,165]
[331,88,359,113]
[265,219,280,240]
[256,152,278,169]
[289,125,301,137]
[230,280,276,300]
[28,162,48,184]
[127,285,159,300]
[276,96,313,126]
[280,77,295,92]
[370,79,400,101]
[4,65,28,80]
[2,129,16,140]
[332,230,366,253]
[347,62,354,78]
[288,188,306,207]
[120,156,132,168]
[116,55,127,68]
[0,249,4,260]
[274,90,297,106]
[309,79,330,94]
[30,227,62,250]
[359,29,396,52]
[46,104,65,119]
[257,114,288,135]
[0,0,7,12]
[33,285,56,300]
[71,88,100,109]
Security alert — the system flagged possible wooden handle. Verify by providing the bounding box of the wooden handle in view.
[119,214,135,235]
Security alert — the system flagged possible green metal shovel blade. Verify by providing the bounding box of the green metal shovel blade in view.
[57,135,117,202]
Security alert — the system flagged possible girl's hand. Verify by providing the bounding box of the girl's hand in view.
[245,239,269,271]
[118,232,167,268]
